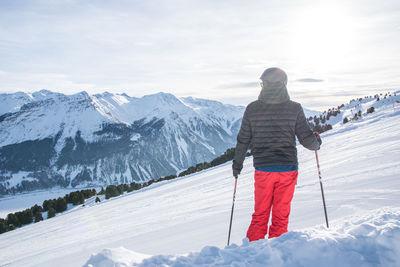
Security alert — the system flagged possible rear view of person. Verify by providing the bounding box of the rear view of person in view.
[232,67,321,241]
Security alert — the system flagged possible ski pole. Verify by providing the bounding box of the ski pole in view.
[227,175,238,246]
[315,150,329,228]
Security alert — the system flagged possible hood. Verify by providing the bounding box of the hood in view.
[258,82,290,104]
[258,67,290,104]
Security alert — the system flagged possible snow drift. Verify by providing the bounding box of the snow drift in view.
[84,207,400,267]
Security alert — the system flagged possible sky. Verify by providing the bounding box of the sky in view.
[0,0,399,110]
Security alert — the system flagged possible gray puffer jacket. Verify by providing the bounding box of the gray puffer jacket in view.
[233,84,320,170]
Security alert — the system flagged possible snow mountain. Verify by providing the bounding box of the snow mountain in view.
[0,90,245,194]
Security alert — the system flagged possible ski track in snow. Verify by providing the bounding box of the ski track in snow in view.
[1,97,400,266]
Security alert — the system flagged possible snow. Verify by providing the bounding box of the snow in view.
[0,91,33,115]
[175,134,189,164]
[1,171,36,188]
[130,133,141,142]
[90,92,240,127]
[84,208,400,266]
[0,91,117,147]
[1,93,400,266]
[0,188,82,218]
[85,247,150,267]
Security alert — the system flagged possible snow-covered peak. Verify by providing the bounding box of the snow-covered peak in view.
[0,90,245,148]
[31,89,60,99]
[143,91,179,103]
[0,90,118,147]
[0,91,33,115]
[0,90,92,116]
[180,96,245,134]
[90,91,245,128]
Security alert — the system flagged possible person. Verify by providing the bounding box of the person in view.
[232,67,321,241]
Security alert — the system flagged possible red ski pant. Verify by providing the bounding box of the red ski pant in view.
[246,170,298,241]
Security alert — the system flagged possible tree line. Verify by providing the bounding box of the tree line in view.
[0,189,96,234]
[177,148,251,177]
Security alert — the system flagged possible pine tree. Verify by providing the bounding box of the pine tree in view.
[123,184,130,192]
[31,204,43,215]
[55,197,67,213]
[98,187,105,195]
[117,184,124,194]
[343,117,349,124]
[34,212,43,223]
[79,193,85,204]
[105,185,120,199]
[95,197,101,203]
[43,199,56,211]
[0,219,7,234]
[367,106,375,113]
[7,213,20,227]
[20,209,33,225]
[129,182,141,191]
[48,207,56,218]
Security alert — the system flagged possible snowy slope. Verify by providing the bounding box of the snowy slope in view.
[0,188,86,218]
[85,209,400,266]
[323,91,399,127]
[0,94,400,266]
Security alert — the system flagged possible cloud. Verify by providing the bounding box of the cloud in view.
[295,78,324,83]
[217,82,259,89]
[1,0,400,112]
[0,71,96,94]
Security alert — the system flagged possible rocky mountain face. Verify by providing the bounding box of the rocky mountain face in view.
[0,90,244,194]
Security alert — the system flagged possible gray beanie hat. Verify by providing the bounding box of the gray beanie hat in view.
[260,67,288,85]
[258,67,290,104]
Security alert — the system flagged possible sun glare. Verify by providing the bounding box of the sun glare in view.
[288,5,357,71]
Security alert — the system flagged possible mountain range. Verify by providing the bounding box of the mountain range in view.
[0,90,246,194]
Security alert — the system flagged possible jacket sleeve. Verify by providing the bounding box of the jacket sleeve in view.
[233,107,252,170]
[295,106,321,151]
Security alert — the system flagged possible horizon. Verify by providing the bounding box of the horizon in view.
[2,88,399,113]
[1,0,399,110]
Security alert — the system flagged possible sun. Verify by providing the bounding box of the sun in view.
[287,4,358,71]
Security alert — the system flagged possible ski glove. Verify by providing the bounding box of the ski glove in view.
[315,132,322,147]
[232,161,242,179]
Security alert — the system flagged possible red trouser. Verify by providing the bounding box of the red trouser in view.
[246,170,298,241]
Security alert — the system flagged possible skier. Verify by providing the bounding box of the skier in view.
[232,67,321,241]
